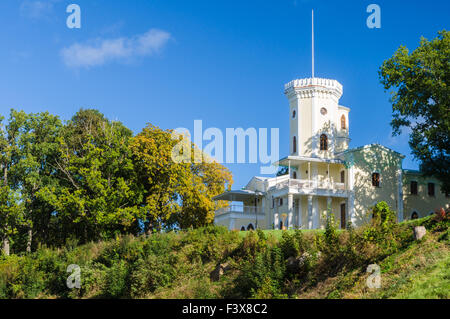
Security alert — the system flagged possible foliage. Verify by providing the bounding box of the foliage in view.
[232,232,287,298]
[276,167,288,176]
[379,30,450,193]
[37,109,144,244]
[0,211,448,299]
[0,108,232,254]
[130,124,232,232]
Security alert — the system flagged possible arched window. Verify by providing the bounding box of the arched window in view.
[320,134,328,151]
[372,173,380,187]
[411,212,419,220]
[293,136,297,153]
[247,224,254,231]
[341,115,346,130]
[240,226,246,231]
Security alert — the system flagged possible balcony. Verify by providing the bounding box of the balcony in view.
[216,205,262,215]
[270,178,348,197]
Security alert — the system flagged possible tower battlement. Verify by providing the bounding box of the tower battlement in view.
[284,77,343,102]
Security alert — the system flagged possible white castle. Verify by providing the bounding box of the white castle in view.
[213,76,449,231]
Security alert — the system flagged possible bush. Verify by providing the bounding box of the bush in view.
[280,231,300,259]
[234,246,286,298]
[104,260,129,298]
[129,255,177,298]
[0,221,447,299]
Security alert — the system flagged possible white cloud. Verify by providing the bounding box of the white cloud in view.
[60,29,171,68]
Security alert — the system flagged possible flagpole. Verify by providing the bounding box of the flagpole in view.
[312,9,315,78]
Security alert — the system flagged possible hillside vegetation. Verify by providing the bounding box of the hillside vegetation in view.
[0,204,448,299]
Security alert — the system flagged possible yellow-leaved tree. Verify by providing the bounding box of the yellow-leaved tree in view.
[130,124,232,232]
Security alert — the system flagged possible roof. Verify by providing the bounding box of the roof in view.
[253,176,270,180]
[403,169,423,175]
[275,155,345,167]
[336,143,405,158]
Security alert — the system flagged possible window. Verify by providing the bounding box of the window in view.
[279,198,283,206]
[320,107,327,115]
[292,109,296,119]
[293,136,297,153]
[240,226,246,231]
[247,224,254,231]
[272,198,275,208]
[428,183,435,196]
[410,181,418,195]
[320,134,328,151]
[411,212,419,220]
[341,115,346,130]
[372,173,380,187]
[293,171,297,179]
[340,170,345,183]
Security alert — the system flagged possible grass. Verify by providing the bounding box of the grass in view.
[334,231,450,299]
[392,253,450,299]
[237,229,322,240]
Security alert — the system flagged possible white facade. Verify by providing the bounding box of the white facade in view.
[214,77,449,231]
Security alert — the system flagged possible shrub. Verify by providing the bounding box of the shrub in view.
[324,214,339,248]
[433,208,448,222]
[234,246,286,298]
[129,254,177,298]
[104,260,129,298]
[280,231,300,259]
[232,230,267,261]
[432,208,450,232]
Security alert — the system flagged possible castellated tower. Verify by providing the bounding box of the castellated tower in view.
[284,77,350,158]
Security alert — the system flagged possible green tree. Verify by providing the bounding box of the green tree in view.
[379,30,450,193]
[38,109,143,243]
[0,110,28,255]
[13,112,62,252]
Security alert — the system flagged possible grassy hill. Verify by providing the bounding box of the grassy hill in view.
[0,213,448,299]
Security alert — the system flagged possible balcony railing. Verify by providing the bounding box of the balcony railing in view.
[216,205,262,215]
[270,179,346,192]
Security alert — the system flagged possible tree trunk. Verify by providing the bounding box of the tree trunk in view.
[26,227,32,253]
[26,208,33,253]
[3,162,10,256]
[2,237,10,256]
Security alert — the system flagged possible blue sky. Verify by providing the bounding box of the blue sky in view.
[0,0,449,189]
